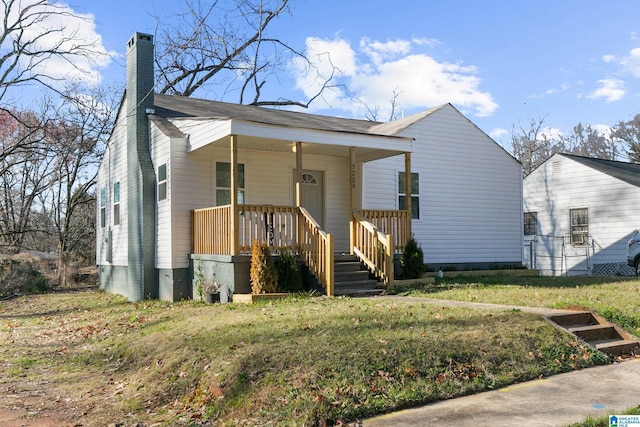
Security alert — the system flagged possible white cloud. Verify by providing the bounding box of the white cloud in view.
[602,54,616,63]
[545,83,570,95]
[0,1,116,88]
[621,47,640,78]
[541,127,564,141]
[587,79,626,102]
[490,128,508,140]
[291,36,498,119]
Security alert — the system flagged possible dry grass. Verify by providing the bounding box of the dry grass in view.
[0,287,610,426]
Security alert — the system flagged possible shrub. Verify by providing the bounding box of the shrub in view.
[0,256,50,297]
[400,236,424,279]
[276,251,303,293]
[250,240,278,294]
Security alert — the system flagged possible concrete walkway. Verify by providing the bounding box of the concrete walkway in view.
[363,296,640,426]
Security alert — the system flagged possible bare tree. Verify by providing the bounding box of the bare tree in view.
[561,123,621,160]
[611,114,640,163]
[364,88,403,122]
[0,0,105,103]
[511,114,561,176]
[38,86,116,284]
[154,0,337,108]
[0,108,54,251]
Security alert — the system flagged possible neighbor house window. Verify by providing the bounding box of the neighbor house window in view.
[570,208,588,245]
[100,187,106,228]
[158,163,167,201]
[398,171,419,219]
[216,162,245,205]
[524,212,537,236]
[113,182,120,226]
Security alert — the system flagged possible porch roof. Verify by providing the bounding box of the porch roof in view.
[151,94,414,162]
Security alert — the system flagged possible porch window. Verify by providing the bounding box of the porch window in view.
[216,162,245,205]
[158,164,167,201]
[398,171,419,219]
[113,182,120,226]
[99,187,106,228]
[524,212,537,235]
[570,208,588,245]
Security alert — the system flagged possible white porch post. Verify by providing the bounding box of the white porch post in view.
[295,141,303,207]
[230,134,239,255]
[295,141,303,251]
[349,147,356,255]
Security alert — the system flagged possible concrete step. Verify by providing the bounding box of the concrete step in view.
[547,312,597,328]
[596,340,640,357]
[569,325,622,342]
[545,311,640,359]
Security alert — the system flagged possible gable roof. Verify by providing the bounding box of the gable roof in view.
[154,94,382,136]
[560,153,640,187]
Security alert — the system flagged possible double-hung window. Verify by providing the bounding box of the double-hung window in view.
[100,187,107,228]
[113,182,121,226]
[216,162,245,205]
[570,208,588,245]
[398,171,419,219]
[158,164,167,201]
[524,212,537,236]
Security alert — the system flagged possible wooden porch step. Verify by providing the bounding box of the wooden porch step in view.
[333,253,384,297]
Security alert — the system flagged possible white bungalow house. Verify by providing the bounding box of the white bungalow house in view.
[96,32,524,302]
[523,153,640,276]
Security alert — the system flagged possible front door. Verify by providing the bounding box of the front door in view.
[294,170,325,228]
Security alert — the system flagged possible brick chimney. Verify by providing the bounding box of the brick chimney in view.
[126,32,157,301]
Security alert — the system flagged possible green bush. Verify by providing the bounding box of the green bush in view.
[276,251,303,293]
[0,257,50,297]
[400,236,424,279]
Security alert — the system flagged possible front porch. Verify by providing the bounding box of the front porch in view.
[191,204,411,298]
[187,130,414,299]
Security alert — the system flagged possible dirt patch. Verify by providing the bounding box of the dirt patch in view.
[0,407,70,427]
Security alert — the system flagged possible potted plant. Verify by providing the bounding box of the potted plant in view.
[203,280,220,303]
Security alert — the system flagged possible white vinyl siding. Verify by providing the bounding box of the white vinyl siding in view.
[524,153,640,276]
[96,103,128,266]
[363,105,523,265]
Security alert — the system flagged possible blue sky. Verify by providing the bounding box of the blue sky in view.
[37,1,640,153]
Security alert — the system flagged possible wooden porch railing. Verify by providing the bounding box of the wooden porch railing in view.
[192,205,233,255]
[237,205,298,253]
[192,205,298,254]
[358,209,410,253]
[192,205,406,295]
[351,210,394,287]
[192,204,335,296]
[299,207,334,296]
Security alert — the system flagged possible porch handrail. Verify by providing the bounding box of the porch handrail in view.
[351,210,394,287]
[192,205,233,255]
[299,207,334,296]
[358,209,410,253]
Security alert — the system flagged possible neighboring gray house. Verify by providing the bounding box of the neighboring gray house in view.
[96,32,524,302]
[523,153,640,276]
